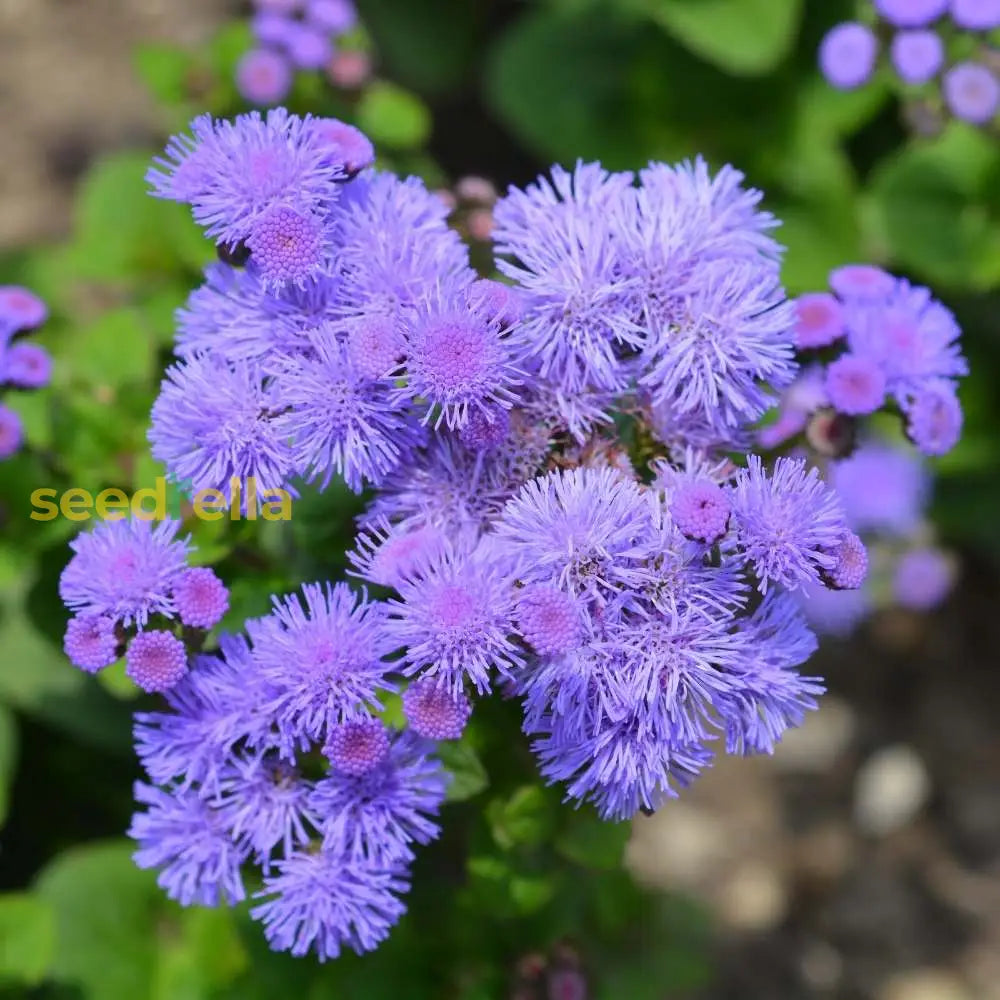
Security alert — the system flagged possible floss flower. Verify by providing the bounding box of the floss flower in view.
[53,108,973,965]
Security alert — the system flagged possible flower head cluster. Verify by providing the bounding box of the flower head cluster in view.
[238,0,365,105]
[819,3,1000,129]
[772,264,967,458]
[0,285,52,461]
[60,109,973,964]
[59,517,229,690]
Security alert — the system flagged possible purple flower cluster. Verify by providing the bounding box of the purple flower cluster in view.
[819,3,1000,126]
[238,0,362,105]
[68,107,976,962]
[771,264,967,457]
[59,517,229,691]
[0,285,52,461]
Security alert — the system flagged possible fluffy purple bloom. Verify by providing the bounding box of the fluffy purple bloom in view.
[349,518,446,588]
[829,264,895,303]
[402,675,472,740]
[150,354,293,504]
[890,30,944,85]
[795,292,844,349]
[819,23,879,90]
[844,279,967,395]
[310,732,448,864]
[0,405,24,459]
[0,286,47,333]
[246,205,326,288]
[63,614,119,673]
[874,0,948,26]
[493,162,641,394]
[400,279,524,430]
[346,314,405,380]
[825,354,887,415]
[272,330,420,492]
[459,403,510,451]
[236,49,292,105]
[950,0,1000,29]
[324,718,390,776]
[3,342,51,388]
[894,547,955,609]
[249,582,395,751]
[172,567,229,629]
[730,456,847,592]
[495,467,652,599]
[904,382,963,456]
[798,581,872,638]
[386,549,521,693]
[309,118,375,175]
[307,0,357,33]
[515,584,586,657]
[251,848,409,961]
[639,259,796,434]
[284,21,333,70]
[831,441,929,536]
[943,63,1000,124]
[134,634,272,790]
[670,480,731,544]
[126,630,189,693]
[214,755,319,860]
[60,518,190,628]
[252,11,298,48]
[147,110,347,246]
[130,782,248,907]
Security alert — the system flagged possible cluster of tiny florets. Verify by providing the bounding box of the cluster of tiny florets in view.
[59,518,230,683]
[54,107,971,964]
[820,3,1000,131]
[0,285,52,461]
[238,0,366,106]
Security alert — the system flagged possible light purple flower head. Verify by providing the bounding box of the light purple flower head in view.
[894,546,956,610]
[950,0,1000,29]
[830,264,895,303]
[236,49,293,106]
[825,354,887,415]
[3,342,52,388]
[59,518,190,628]
[251,848,409,961]
[904,382,963,456]
[149,354,293,506]
[944,63,1000,124]
[798,580,872,638]
[307,0,357,33]
[670,479,731,544]
[64,614,119,673]
[402,675,472,740]
[284,21,334,70]
[0,404,24,460]
[795,292,844,349]
[729,455,848,592]
[249,582,395,752]
[874,0,948,26]
[126,630,190,693]
[819,23,879,90]
[515,584,587,658]
[309,118,375,175]
[0,286,47,333]
[831,441,929,536]
[246,205,327,288]
[890,30,944,85]
[324,718,391,776]
[130,782,248,907]
[172,567,229,629]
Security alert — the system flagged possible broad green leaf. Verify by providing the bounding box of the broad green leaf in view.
[640,0,803,76]
[0,893,56,985]
[357,82,432,150]
[60,308,154,391]
[486,785,552,850]
[0,705,17,827]
[437,740,489,801]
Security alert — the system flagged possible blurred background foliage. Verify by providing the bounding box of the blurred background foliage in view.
[1,0,999,997]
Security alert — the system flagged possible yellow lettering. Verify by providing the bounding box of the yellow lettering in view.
[60,488,93,521]
[95,487,129,520]
[29,488,59,521]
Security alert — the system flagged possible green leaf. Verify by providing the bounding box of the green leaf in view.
[508,874,556,914]
[486,785,552,850]
[0,893,56,985]
[639,0,803,75]
[60,307,154,391]
[555,809,631,870]
[357,81,432,150]
[0,705,18,828]
[864,124,1000,290]
[437,740,489,801]
[356,0,481,94]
